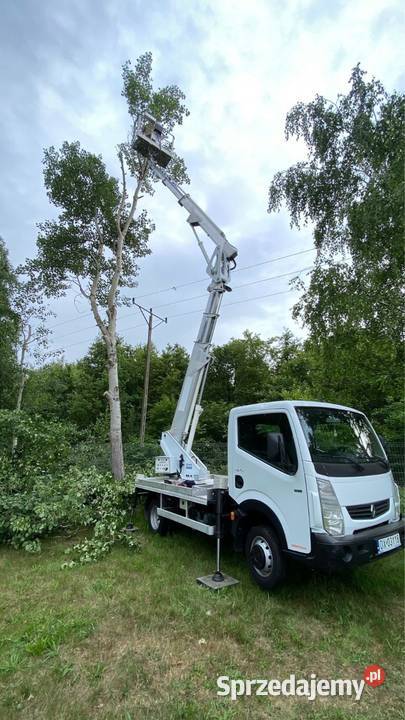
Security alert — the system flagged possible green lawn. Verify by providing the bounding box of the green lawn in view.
[0,511,403,720]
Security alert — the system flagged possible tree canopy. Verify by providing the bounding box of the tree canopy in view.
[25,52,190,479]
[268,65,404,431]
[268,64,404,340]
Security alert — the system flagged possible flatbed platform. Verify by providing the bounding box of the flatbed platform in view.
[135,474,228,506]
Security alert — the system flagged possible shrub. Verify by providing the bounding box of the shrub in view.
[0,411,141,564]
[0,409,78,475]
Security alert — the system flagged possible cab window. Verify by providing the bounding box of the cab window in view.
[237,412,298,474]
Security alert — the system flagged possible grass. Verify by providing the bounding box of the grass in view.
[0,510,403,720]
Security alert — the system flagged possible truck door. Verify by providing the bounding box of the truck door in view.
[229,410,311,553]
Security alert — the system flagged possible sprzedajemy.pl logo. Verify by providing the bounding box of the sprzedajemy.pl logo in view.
[217,665,385,701]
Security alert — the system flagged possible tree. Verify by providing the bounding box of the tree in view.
[267,330,313,401]
[196,400,232,443]
[206,331,274,407]
[28,53,189,480]
[0,238,18,408]
[23,339,190,446]
[268,66,404,429]
[11,275,58,423]
[22,360,75,423]
[0,241,56,429]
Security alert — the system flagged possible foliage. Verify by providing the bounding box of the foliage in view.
[205,330,274,406]
[0,409,77,470]
[147,395,176,439]
[21,327,404,446]
[0,411,141,563]
[60,469,140,567]
[269,65,404,339]
[121,52,190,186]
[197,401,232,443]
[268,65,404,427]
[198,330,313,441]
[25,52,190,480]
[29,52,190,308]
[31,141,152,302]
[21,361,76,422]
[71,438,156,475]
[22,338,189,441]
[0,238,18,407]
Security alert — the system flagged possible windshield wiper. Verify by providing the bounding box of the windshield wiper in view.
[312,454,365,470]
[347,459,365,471]
[361,454,389,468]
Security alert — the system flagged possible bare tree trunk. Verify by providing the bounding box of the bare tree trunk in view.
[15,370,26,413]
[12,325,31,454]
[107,345,124,481]
[83,161,147,481]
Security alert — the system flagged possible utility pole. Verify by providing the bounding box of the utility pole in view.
[133,301,167,446]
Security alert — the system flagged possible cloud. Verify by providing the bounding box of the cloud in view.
[0,0,403,362]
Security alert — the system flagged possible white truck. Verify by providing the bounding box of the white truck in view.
[133,115,404,590]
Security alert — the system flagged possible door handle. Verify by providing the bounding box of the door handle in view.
[235,475,244,489]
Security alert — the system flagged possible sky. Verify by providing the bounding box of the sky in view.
[0,0,403,363]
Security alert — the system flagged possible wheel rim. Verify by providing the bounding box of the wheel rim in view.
[150,504,160,531]
[249,535,273,578]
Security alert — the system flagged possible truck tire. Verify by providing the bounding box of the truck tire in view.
[245,525,285,590]
[145,497,168,536]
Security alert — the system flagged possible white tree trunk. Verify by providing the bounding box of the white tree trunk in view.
[86,167,145,481]
[11,372,27,454]
[105,335,125,481]
[12,326,31,454]
[15,370,26,413]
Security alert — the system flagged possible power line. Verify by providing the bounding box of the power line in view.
[51,264,312,343]
[47,246,316,331]
[63,323,145,350]
[134,247,316,299]
[52,286,297,352]
[166,287,295,321]
[152,264,312,310]
[234,247,315,274]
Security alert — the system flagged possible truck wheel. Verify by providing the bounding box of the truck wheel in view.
[245,525,285,590]
[145,497,168,536]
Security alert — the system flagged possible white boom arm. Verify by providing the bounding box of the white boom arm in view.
[134,116,237,481]
[149,160,238,481]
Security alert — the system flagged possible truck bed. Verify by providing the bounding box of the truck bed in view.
[135,474,228,506]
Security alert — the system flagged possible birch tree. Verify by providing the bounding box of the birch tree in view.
[268,65,404,427]
[10,275,58,451]
[0,238,19,408]
[27,53,189,480]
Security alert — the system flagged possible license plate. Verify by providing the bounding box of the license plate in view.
[376,533,401,555]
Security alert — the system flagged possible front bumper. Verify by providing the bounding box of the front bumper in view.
[287,518,404,571]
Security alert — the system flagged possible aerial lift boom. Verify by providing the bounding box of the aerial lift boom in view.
[134,114,237,483]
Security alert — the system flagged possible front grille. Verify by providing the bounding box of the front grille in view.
[347,499,389,520]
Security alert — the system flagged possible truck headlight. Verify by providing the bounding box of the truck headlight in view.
[392,480,401,521]
[316,478,345,536]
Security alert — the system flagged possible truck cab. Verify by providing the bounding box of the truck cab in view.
[228,400,403,588]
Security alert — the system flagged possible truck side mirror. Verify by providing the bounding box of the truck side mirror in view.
[378,434,388,452]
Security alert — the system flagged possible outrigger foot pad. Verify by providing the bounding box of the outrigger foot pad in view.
[212,571,225,582]
[196,573,239,590]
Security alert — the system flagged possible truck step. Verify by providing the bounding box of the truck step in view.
[157,508,215,535]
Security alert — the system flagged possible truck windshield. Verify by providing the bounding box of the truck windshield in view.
[295,406,388,476]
